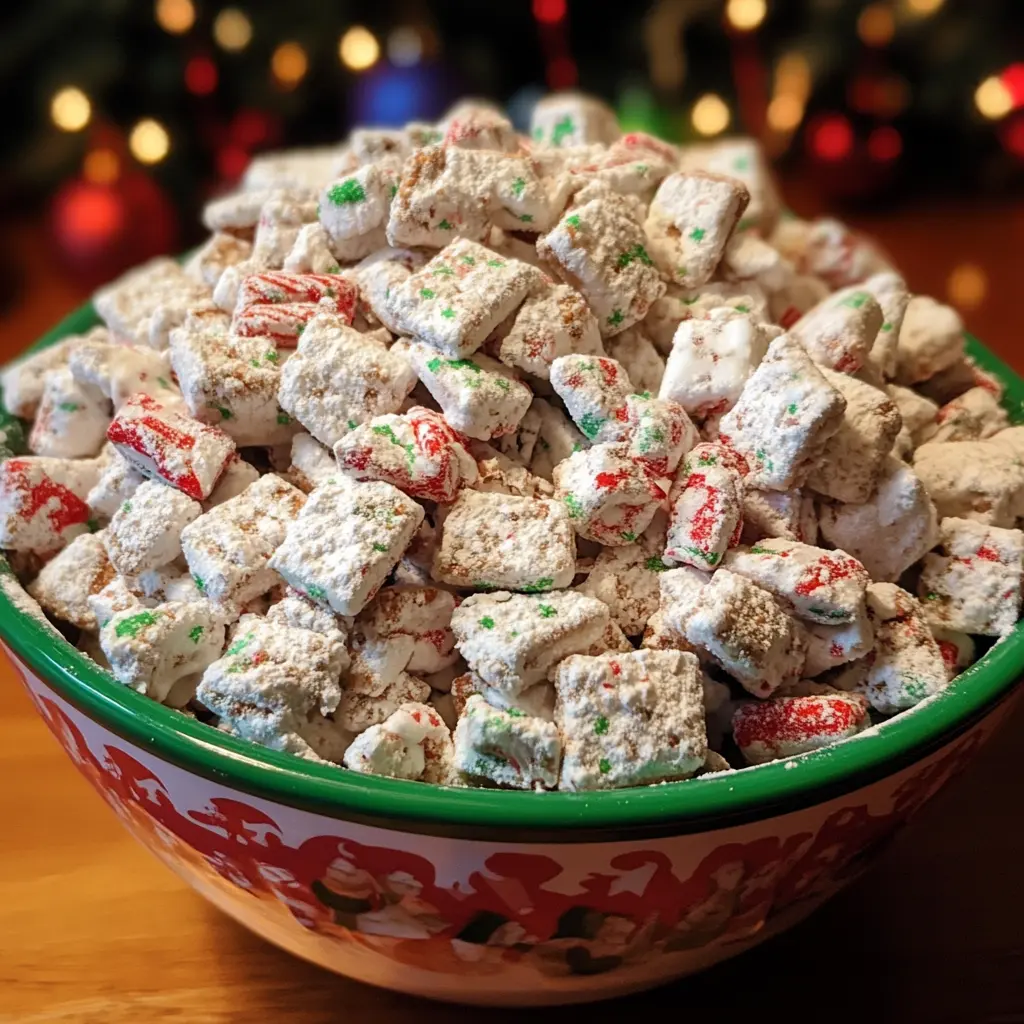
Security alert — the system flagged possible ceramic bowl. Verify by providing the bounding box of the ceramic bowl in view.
[3,303,1022,1006]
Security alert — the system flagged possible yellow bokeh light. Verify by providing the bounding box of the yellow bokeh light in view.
[776,52,811,101]
[905,0,945,15]
[947,263,987,311]
[129,118,171,164]
[272,42,309,88]
[767,94,805,132]
[975,76,1013,119]
[155,0,195,35]
[691,93,731,136]
[213,8,253,52]
[725,0,767,31]
[50,87,91,132]
[83,148,120,185]
[339,26,380,71]
[857,4,895,47]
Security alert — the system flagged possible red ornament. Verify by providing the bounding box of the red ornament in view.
[533,0,566,23]
[867,126,902,163]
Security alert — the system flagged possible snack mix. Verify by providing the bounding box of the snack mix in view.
[4,93,1021,792]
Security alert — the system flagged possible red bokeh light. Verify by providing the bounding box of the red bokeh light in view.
[809,114,854,161]
[533,0,567,24]
[55,183,124,249]
[1001,117,1024,159]
[547,55,577,90]
[185,56,218,96]
[1000,63,1024,107]
[231,108,271,147]
[217,145,250,181]
[868,125,902,162]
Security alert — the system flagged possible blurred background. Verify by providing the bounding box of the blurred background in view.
[2,0,1024,358]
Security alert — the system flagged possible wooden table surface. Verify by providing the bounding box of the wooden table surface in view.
[2,192,1024,1023]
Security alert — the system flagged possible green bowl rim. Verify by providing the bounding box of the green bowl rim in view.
[2,299,1022,835]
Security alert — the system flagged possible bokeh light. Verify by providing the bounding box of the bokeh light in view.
[387,26,423,67]
[532,0,567,24]
[725,0,767,31]
[975,76,1013,119]
[857,4,895,47]
[868,125,903,161]
[905,0,945,15]
[155,0,195,35]
[767,94,804,131]
[50,87,91,132]
[184,56,218,95]
[947,263,987,310]
[83,148,120,185]
[809,114,854,161]
[129,119,170,164]
[213,8,252,52]
[339,26,380,71]
[272,42,308,88]
[692,93,730,136]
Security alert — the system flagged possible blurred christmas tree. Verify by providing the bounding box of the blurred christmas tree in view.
[2,0,1023,282]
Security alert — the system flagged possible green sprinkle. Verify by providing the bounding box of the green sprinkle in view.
[521,578,554,594]
[276,411,292,425]
[58,402,80,413]
[264,350,280,363]
[537,604,557,619]
[519,213,534,223]
[461,254,476,265]
[735,303,750,313]
[511,177,526,197]
[419,288,435,299]
[579,412,605,439]
[685,546,719,565]
[563,493,584,518]
[372,542,388,552]
[157,376,172,389]
[621,531,637,542]
[86,519,100,533]
[121,501,132,515]
[440,306,456,319]
[438,219,454,230]
[347,419,358,430]
[188,625,204,644]
[881,321,893,332]
[565,214,581,228]
[388,183,398,199]
[925,592,940,601]
[114,611,158,639]
[307,585,327,600]
[433,265,454,276]
[617,243,653,268]
[689,227,706,242]
[479,616,495,629]
[226,631,254,656]
[787,403,798,415]
[552,115,575,145]
[594,716,609,735]
[507,708,525,718]
[599,758,612,774]
[644,556,671,572]
[192,574,205,592]
[328,179,366,205]
[486,258,504,268]
[295,323,305,336]
[840,291,871,310]
[750,545,775,556]
[494,377,510,392]
[607,309,625,328]
[208,402,232,420]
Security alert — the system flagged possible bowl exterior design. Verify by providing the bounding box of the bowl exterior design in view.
[9,645,1014,1005]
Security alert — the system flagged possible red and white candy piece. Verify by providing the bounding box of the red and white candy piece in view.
[732,692,870,765]
[106,393,236,501]
[665,442,747,570]
[334,407,478,504]
[234,271,357,320]
[232,300,335,346]
[0,456,100,553]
